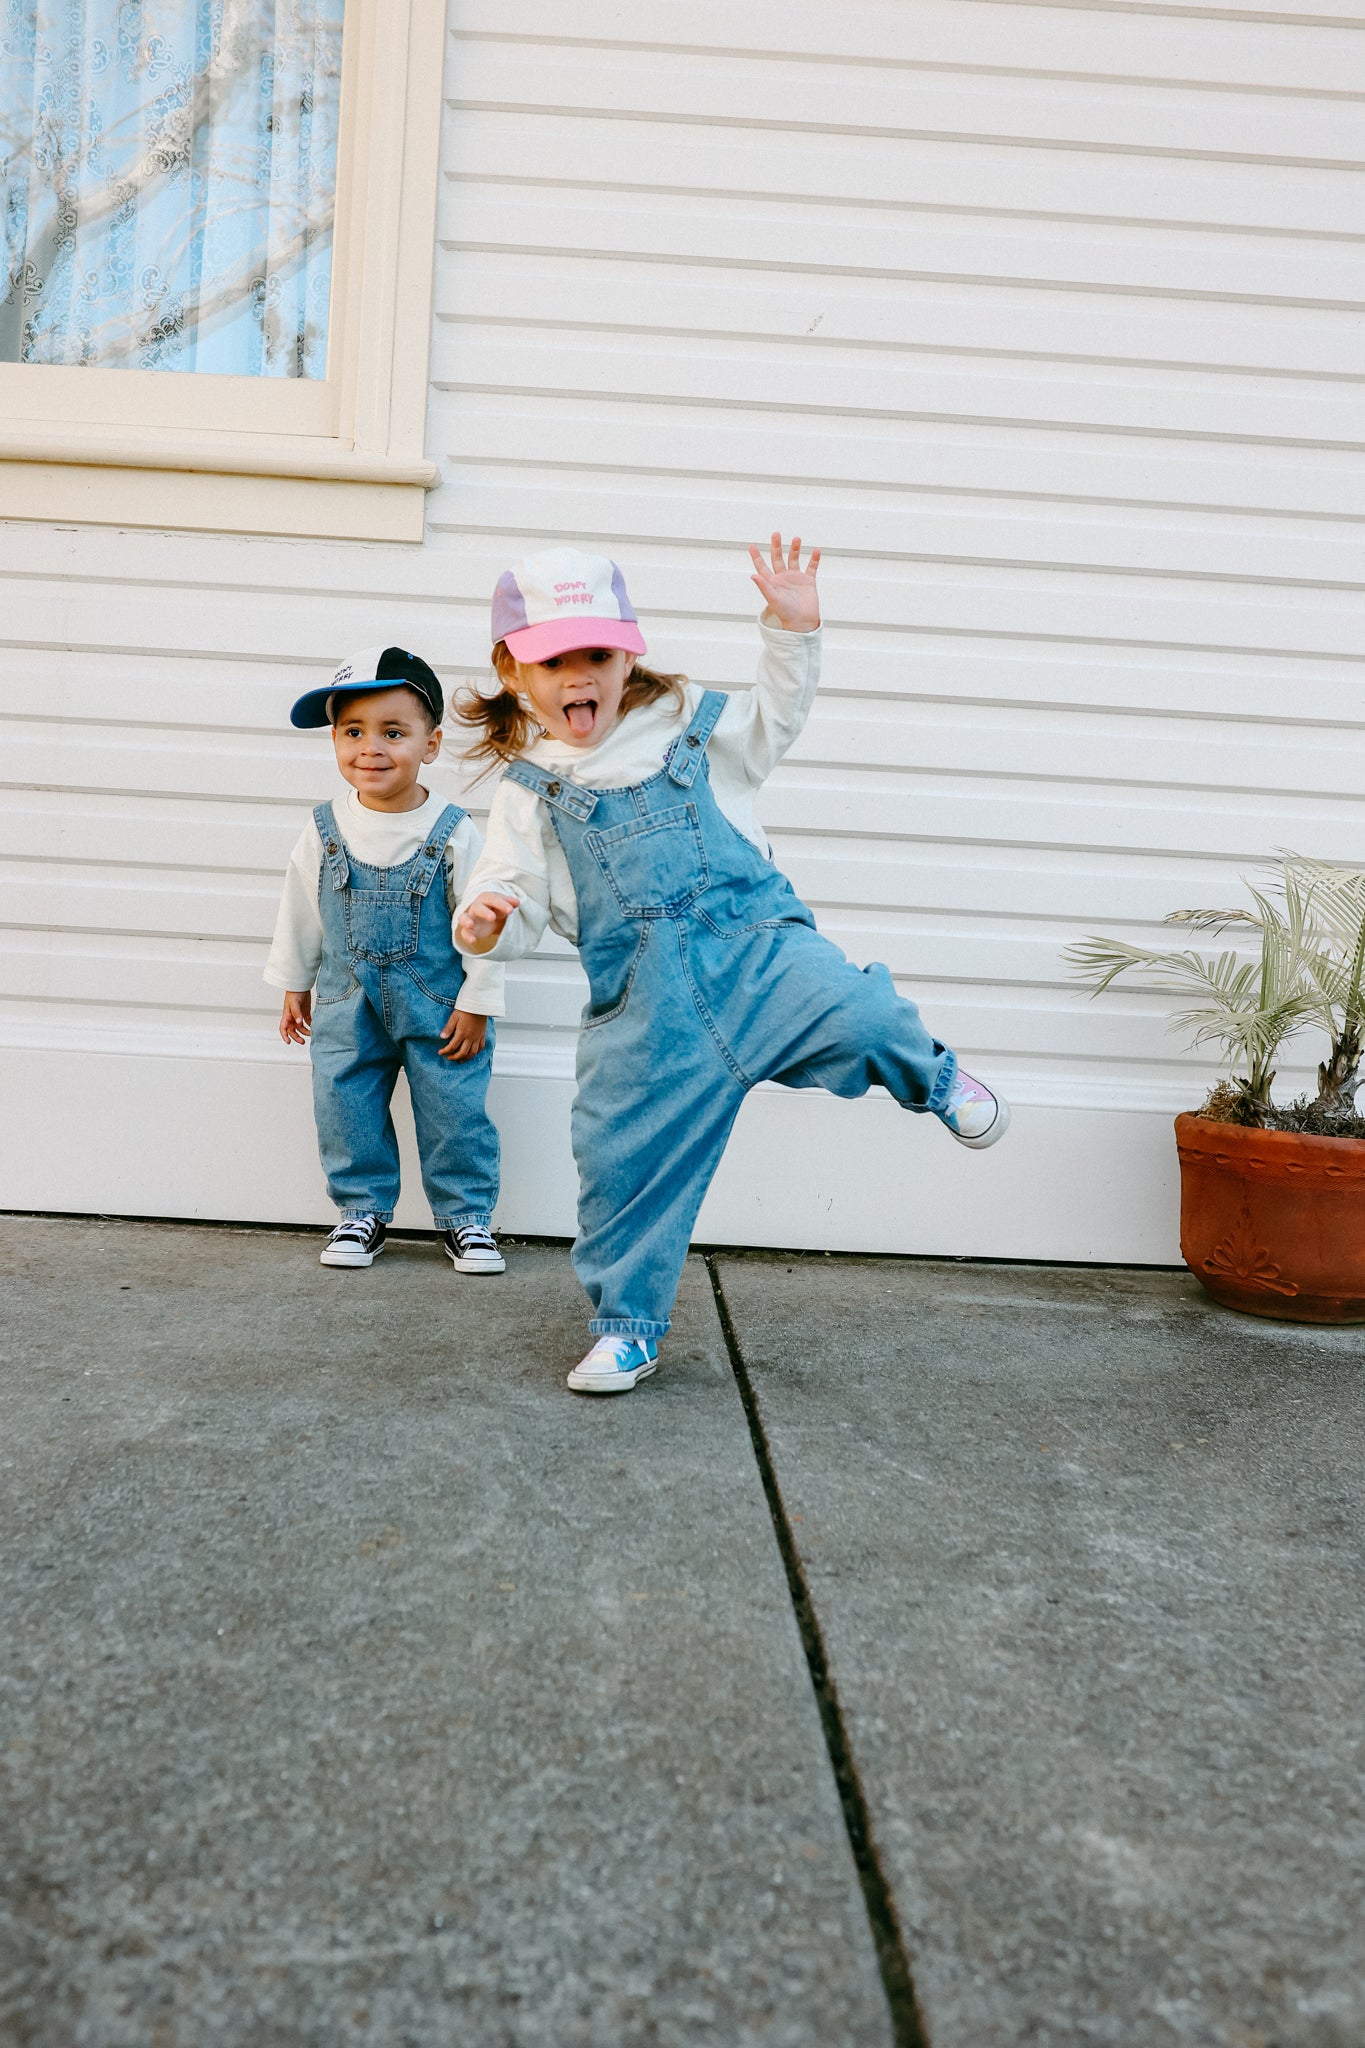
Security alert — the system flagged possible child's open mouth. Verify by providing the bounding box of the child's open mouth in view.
[563,696,597,738]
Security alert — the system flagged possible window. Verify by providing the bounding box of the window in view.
[0,0,445,540]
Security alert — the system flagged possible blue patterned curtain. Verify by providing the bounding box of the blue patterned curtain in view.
[1,0,344,376]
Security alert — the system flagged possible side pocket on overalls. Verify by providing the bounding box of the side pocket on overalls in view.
[314,967,360,1007]
[581,924,653,1030]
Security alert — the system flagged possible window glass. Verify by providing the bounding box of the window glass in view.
[1,0,344,376]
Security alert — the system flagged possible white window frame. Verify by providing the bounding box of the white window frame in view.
[0,0,445,544]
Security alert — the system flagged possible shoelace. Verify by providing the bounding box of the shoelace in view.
[330,1216,378,1244]
[593,1337,642,1367]
[455,1226,498,1254]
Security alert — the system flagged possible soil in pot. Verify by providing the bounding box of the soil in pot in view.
[1175,1111,1365,1324]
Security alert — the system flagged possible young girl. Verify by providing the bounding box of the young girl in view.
[456,538,1008,1394]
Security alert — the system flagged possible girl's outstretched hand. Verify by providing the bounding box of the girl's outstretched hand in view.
[457,892,519,954]
[749,532,821,632]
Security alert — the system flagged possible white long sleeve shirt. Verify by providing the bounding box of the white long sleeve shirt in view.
[458,623,820,957]
[265,786,505,1016]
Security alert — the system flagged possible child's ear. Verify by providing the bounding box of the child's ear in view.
[425,725,443,761]
[624,654,637,677]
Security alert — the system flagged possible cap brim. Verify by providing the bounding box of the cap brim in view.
[289,685,351,728]
[501,618,646,663]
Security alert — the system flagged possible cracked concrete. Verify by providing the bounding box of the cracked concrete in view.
[716,1253,1365,2048]
[2,1217,1361,2048]
[0,1218,887,2048]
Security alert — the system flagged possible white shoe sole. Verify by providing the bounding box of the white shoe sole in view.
[947,1094,1012,1150]
[567,1357,658,1395]
[444,1247,505,1274]
[320,1239,385,1267]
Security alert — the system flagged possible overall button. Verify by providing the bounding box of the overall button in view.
[327,841,338,854]
[546,779,562,796]
[686,734,701,748]
[424,844,438,856]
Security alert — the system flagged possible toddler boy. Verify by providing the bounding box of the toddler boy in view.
[266,646,504,1271]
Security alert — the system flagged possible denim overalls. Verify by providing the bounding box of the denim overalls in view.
[309,800,499,1229]
[504,691,955,1339]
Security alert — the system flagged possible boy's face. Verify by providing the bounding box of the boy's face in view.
[510,646,635,749]
[331,685,440,810]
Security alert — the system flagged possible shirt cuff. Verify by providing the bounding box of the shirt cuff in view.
[456,958,506,1018]
[759,620,821,641]
[481,902,545,961]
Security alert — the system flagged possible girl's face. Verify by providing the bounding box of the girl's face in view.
[509,646,635,749]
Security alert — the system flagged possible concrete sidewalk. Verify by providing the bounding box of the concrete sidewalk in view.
[2,1216,1361,2048]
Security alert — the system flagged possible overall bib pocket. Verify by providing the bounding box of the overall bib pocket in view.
[585,804,708,917]
[344,889,421,964]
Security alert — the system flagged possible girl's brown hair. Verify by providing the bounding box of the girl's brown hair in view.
[455,643,688,772]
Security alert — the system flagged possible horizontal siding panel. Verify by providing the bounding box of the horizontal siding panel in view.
[0,930,1327,1077]
[405,534,1365,658]
[9,535,1365,658]
[0,917,1238,1018]
[436,396,1365,521]
[444,176,1365,305]
[3,634,1365,728]
[0,845,1302,936]
[455,2,1365,94]
[423,466,1365,587]
[433,329,1365,451]
[7,693,1365,806]
[446,137,1360,247]
[443,253,1365,379]
[760,778,1365,861]
[448,47,1365,165]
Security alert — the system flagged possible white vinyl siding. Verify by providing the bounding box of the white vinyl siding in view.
[3,0,1363,1259]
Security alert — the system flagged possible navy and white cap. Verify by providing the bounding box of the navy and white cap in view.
[289,646,444,729]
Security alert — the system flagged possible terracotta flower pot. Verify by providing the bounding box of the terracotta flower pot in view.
[1174,1111,1365,1324]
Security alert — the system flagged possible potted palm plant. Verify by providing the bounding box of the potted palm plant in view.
[1066,855,1365,1325]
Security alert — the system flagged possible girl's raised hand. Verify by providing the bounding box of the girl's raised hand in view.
[749,532,821,633]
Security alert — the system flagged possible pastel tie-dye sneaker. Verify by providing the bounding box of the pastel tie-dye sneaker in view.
[937,1070,1011,1149]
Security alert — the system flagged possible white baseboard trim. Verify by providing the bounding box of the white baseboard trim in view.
[0,1043,1184,1265]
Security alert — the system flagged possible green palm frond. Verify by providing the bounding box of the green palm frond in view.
[1279,851,1365,1027]
[1164,907,1261,933]
[1278,853,1365,957]
[1066,852,1365,1120]
[1063,886,1320,1110]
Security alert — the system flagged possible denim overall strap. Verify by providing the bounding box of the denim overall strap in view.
[314,801,350,890]
[406,803,467,901]
[504,759,599,822]
[666,690,728,789]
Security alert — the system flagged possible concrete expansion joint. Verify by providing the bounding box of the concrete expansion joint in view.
[704,1254,931,2048]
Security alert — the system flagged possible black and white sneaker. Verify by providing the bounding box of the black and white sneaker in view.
[442,1224,505,1275]
[320,1215,387,1267]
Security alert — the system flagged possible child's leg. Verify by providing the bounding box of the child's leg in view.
[310,992,403,1218]
[401,1027,501,1230]
[741,926,957,1111]
[571,1030,746,1339]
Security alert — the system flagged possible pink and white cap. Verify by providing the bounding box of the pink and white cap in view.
[491,547,647,663]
